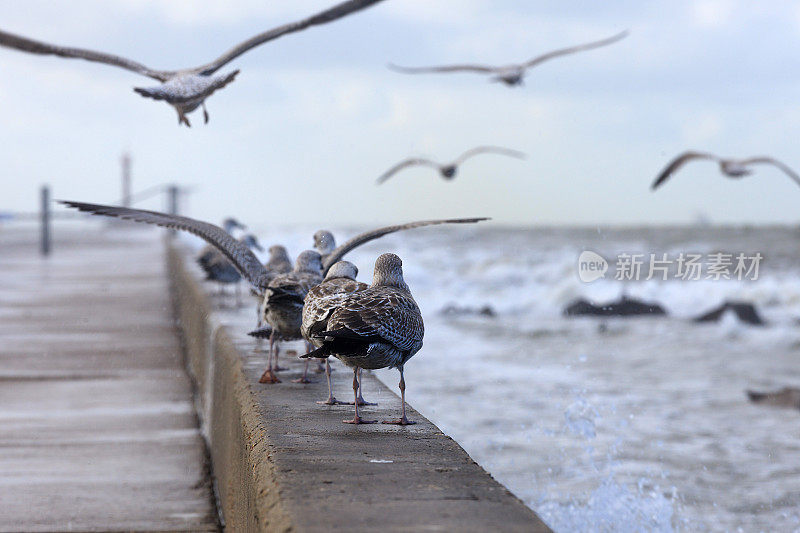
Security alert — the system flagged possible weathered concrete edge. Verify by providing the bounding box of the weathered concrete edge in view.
[167,243,294,532]
[166,240,552,532]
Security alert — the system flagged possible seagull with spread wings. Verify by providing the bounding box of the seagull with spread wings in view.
[389,30,628,87]
[376,146,526,184]
[58,201,488,292]
[0,0,385,126]
[650,151,800,190]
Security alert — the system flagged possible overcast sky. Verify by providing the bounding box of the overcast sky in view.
[1,0,799,226]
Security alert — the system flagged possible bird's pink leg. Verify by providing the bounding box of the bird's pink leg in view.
[317,359,346,405]
[355,368,376,406]
[259,331,281,384]
[273,342,287,371]
[383,366,415,425]
[292,359,313,384]
[344,368,376,424]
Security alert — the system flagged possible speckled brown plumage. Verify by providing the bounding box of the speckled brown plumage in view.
[304,253,423,424]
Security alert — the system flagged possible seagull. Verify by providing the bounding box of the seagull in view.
[651,151,800,190]
[301,261,369,405]
[312,216,491,272]
[302,253,423,425]
[197,217,246,270]
[388,30,628,87]
[264,245,293,276]
[203,234,263,306]
[376,146,526,184]
[253,251,323,385]
[0,0,385,126]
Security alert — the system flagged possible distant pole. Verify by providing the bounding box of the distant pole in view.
[40,185,51,256]
[167,185,179,237]
[168,185,179,216]
[121,152,132,207]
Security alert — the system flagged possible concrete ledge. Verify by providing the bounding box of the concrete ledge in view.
[167,241,551,532]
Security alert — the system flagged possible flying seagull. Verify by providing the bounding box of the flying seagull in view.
[0,0,385,126]
[388,30,628,86]
[303,253,423,425]
[650,151,800,190]
[376,146,526,184]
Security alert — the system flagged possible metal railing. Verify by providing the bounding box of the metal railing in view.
[2,184,191,257]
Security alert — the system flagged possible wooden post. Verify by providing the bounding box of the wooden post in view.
[40,185,51,256]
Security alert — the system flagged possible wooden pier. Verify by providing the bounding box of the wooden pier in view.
[0,226,218,532]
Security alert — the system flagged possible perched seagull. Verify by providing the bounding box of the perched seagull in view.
[388,30,628,87]
[376,146,525,184]
[301,261,369,405]
[197,217,246,270]
[312,216,490,273]
[251,251,323,384]
[204,234,263,306]
[0,0,385,126]
[303,253,423,425]
[264,245,293,276]
[651,151,800,190]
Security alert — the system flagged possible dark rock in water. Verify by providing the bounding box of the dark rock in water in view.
[746,387,800,410]
[563,296,667,317]
[694,301,765,326]
[441,304,496,317]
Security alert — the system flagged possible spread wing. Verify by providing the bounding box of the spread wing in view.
[322,217,490,273]
[58,201,272,290]
[454,145,527,165]
[0,28,171,81]
[376,158,440,184]
[650,151,719,190]
[327,288,424,351]
[195,0,385,74]
[523,30,629,69]
[739,157,800,188]
[387,62,496,75]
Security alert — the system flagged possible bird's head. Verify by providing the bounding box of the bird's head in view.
[313,230,336,255]
[222,218,246,233]
[295,250,323,275]
[372,253,410,291]
[324,261,359,281]
[268,245,290,261]
[242,234,263,252]
[441,165,458,179]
